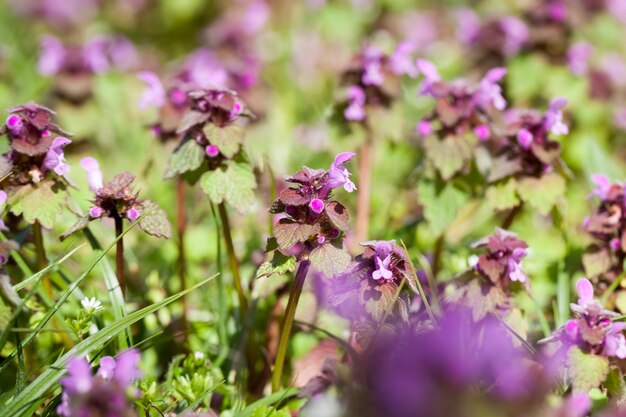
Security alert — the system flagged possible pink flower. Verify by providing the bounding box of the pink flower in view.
[344,85,366,121]
[416,59,441,96]
[80,157,104,191]
[206,145,220,157]
[545,97,568,136]
[89,206,103,218]
[476,67,507,111]
[38,35,66,76]
[567,42,594,76]
[589,174,611,200]
[326,152,357,192]
[517,129,533,149]
[473,124,490,141]
[576,278,594,307]
[417,120,432,137]
[42,137,72,176]
[309,198,325,213]
[127,207,140,222]
[137,71,166,109]
[389,41,417,78]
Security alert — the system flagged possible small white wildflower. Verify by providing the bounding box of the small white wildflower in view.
[194,351,205,360]
[81,297,103,314]
[468,255,479,268]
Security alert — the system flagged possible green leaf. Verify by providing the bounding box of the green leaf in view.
[582,246,612,277]
[417,181,468,236]
[273,220,320,250]
[164,138,205,180]
[60,216,90,241]
[486,179,520,211]
[567,347,609,393]
[516,173,565,216]
[7,181,66,229]
[309,243,351,277]
[99,252,130,349]
[204,124,245,159]
[257,252,296,279]
[234,388,298,417]
[424,134,475,180]
[200,162,257,214]
[455,279,507,321]
[2,275,217,417]
[138,200,172,239]
[360,280,398,322]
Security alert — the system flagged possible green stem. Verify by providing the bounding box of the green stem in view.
[114,216,126,297]
[272,259,310,392]
[32,222,50,296]
[176,178,188,343]
[218,203,248,314]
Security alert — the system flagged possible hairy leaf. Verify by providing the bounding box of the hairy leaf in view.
[138,200,172,239]
[309,243,351,277]
[204,124,245,159]
[325,201,350,232]
[424,134,475,180]
[582,246,612,277]
[418,181,468,236]
[60,215,90,241]
[200,162,257,214]
[274,220,320,250]
[486,179,519,211]
[165,139,205,179]
[257,252,296,279]
[517,173,565,216]
[567,347,609,392]
[360,280,398,322]
[8,180,66,228]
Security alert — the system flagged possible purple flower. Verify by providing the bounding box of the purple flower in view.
[89,206,103,218]
[576,278,595,307]
[0,190,7,231]
[42,136,71,176]
[362,46,385,86]
[83,37,111,74]
[416,120,432,137]
[80,157,103,191]
[389,41,417,78]
[127,207,140,222]
[499,16,528,57]
[476,67,507,111]
[137,72,166,109]
[455,8,481,44]
[473,124,490,141]
[344,86,366,121]
[205,145,220,157]
[185,49,229,89]
[6,114,23,135]
[416,59,441,96]
[38,35,65,76]
[544,97,568,135]
[590,174,611,200]
[326,152,357,192]
[309,198,325,213]
[567,42,594,76]
[516,128,533,149]
[57,349,141,417]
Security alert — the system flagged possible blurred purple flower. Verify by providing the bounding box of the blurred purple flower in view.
[614,106,626,130]
[416,59,441,96]
[567,42,594,76]
[38,35,66,76]
[455,8,481,44]
[80,157,104,191]
[416,120,432,136]
[362,47,385,86]
[544,97,569,135]
[137,72,166,109]
[475,67,507,111]
[389,41,417,78]
[499,16,529,57]
[57,349,141,417]
[344,86,366,121]
[590,174,611,200]
[0,190,7,231]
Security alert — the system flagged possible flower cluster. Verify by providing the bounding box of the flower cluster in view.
[269,153,355,261]
[0,102,72,186]
[39,34,137,102]
[341,42,417,122]
[487,97,568,181]
[471,228,529,285]
[416,61,507,179]
[57,349,141,417]
[456,8,529,61]
[61,158,171,240]
[582,175,626,281]
[550,279,626,359]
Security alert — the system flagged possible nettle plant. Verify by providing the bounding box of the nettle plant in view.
[582,175,626,291]
[451,228,530,335]
[542,279,626,393]
[62,158,171,295]
[0,102,72,230]
[264,152,355,391]
[165,88,256,210]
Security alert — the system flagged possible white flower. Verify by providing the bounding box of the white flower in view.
[81,297,103,314]
[467,255,480,268]
[194,352,205,360]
